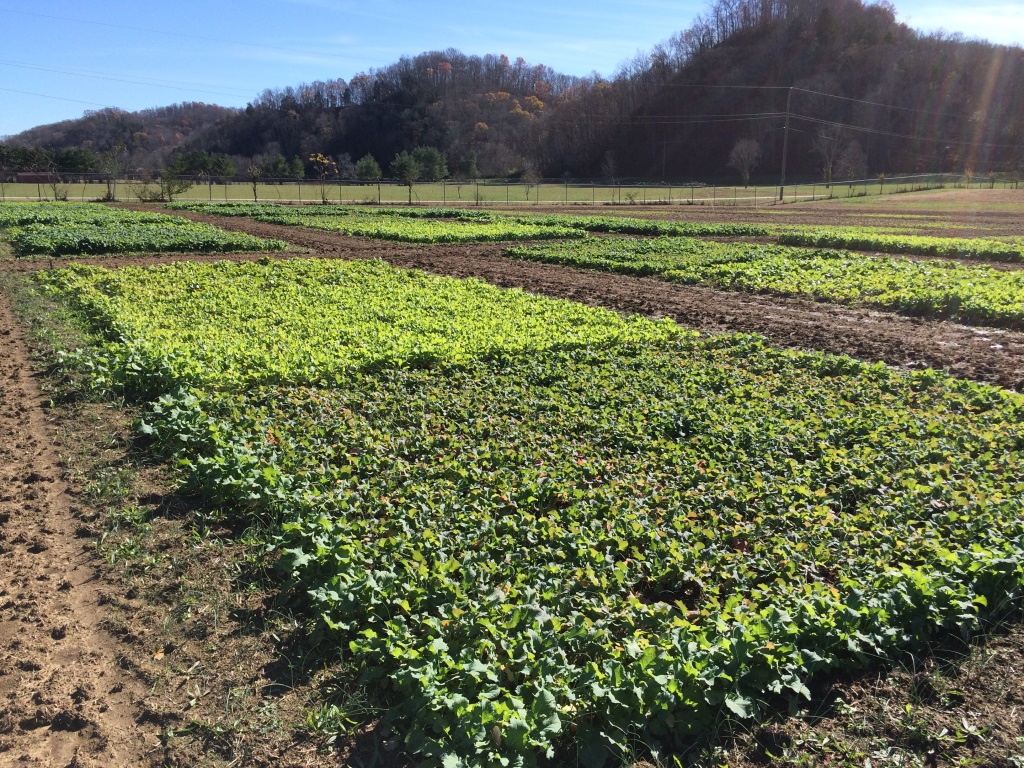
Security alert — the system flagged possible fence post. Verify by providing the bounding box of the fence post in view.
[443,180,446,206]
[754,187,757,207]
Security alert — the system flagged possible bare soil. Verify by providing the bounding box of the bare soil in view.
[0,294,157,767]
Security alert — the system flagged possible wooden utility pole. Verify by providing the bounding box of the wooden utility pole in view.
[779,87,793,201]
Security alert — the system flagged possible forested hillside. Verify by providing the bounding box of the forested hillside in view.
[5,0,1023,182]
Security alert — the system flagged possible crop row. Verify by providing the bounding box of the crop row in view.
[509,213,773,238]
[508,237,1024,328]
[167,202,585,242]
[256,212,588,243]
[165,201,772,238]
[0,201,173,227]
[168,201,496,223]
[165,202,1024,262]
[778,228,1024,263]
[37,258,681,393]
[0,202,286,257]
[43,256,1024,766]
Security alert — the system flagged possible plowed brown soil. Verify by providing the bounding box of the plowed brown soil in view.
[0,294,157,767]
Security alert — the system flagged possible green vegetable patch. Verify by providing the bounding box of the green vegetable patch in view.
[778,228,1024,263]
[40,248,1024,766]
[144,338,1024,766]
[37,257,682,393]
[0,201,286,257]
[509,237,1024,328]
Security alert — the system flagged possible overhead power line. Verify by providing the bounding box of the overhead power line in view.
[0,87,113,108]
[794,113,1024,151]
[0,60,255,100]
[662,82,977,122]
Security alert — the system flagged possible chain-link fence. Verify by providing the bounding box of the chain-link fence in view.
[0,172,1018,205]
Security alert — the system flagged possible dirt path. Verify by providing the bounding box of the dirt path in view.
[0,294,156,767]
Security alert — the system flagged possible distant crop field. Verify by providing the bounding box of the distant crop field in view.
[509,236,1024,328]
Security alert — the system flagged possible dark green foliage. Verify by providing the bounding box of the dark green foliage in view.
[1,202,285,257]
[355,153,382,181]
[145,339,1024,766]
[412,146,449,181]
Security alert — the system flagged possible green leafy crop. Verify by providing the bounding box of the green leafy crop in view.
[166,202,584,242]
[778,228,1024,263]
[37,237,1024,767]
[37,257,682,394]
[165,202,772,238]
[509,237,1024,328]
[145,339,1024,767]
[0,202,286,257]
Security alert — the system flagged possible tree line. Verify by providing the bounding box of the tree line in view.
[5,0,1024,187]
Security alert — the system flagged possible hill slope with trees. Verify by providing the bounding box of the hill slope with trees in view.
[4,0,1023,183]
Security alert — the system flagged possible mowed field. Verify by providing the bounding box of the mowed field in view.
[0,188,1022,768]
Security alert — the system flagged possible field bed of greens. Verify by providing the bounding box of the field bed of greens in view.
[165,202,1024,262]
[38,259,679,392]
[165,201,772,238]
[166,201,494,222]
[0,201,286,257]
[509,213,773,238]
[778,228,1024,263]
[166,201,581,242]
[40,256,1024,767]
[264,213,586,244]
[508,237,1024,328]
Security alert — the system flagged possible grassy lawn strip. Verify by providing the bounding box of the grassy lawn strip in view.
[508,237,1024,328]
[0,201,286,256]
[144,339,1024,767]
[36,257,682,394]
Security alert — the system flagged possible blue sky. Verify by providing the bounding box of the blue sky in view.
[1,0,1021,138]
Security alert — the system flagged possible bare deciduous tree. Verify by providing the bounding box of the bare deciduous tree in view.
[600,150,617,183]
[100,143,130,201]
[727,138,761,187]
[836,141,867,182]
[812,126,845,187]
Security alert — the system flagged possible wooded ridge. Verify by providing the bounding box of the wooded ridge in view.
[4,0,1023,184]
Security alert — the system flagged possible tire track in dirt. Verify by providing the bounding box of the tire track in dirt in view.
[0,294,157,767]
